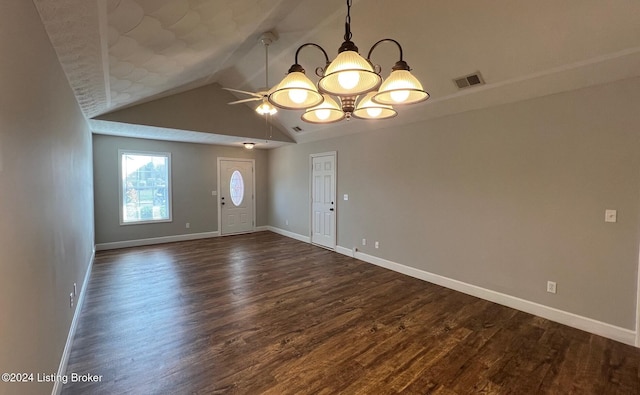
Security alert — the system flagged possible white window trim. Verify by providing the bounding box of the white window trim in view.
[118,149,173,226]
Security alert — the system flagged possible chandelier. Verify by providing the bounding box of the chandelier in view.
[268,0,429,124]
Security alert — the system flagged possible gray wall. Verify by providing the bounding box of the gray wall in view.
[93,135,269,244]
[268,77,640,330]
[95,83,294,144]
[0,2,95,395]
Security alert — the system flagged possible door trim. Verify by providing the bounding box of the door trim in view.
[309,151,337,250]
[217,157,256,236]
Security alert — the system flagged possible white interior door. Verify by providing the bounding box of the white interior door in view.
[220,159,254,235]
[311,153,336,249]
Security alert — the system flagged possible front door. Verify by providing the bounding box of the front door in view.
[219,159,254,235]
[311,152,336,249]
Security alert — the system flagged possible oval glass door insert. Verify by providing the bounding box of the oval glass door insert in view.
[230,170,244,206]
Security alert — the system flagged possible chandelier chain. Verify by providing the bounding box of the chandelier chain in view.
[344,0,353,41]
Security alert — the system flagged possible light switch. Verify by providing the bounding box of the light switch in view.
[212,190,217,196]
[605,209,617,223]
[343,194,349,201]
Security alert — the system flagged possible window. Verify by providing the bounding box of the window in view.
[119,150,171,224]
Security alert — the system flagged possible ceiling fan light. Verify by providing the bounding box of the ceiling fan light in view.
[243,142,256,149]
[269,71,323,110]
[318,51,381,96]
[352,92,397,120]
[373,69,429,105]
[255,100,277,115]
[301,94,345,124]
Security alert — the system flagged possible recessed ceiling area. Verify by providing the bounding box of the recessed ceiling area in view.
[33,0,640,146]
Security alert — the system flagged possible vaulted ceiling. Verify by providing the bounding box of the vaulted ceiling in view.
[34,0,640,148]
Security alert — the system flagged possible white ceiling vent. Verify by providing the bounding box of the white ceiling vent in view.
[292,126,303,132]
[454,72,485,89]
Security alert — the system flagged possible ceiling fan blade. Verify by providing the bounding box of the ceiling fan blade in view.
[228,97,262,105]
[222,87,262,98]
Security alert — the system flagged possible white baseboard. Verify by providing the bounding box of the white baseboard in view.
[255,226,269,232]
[335,245,354,257]
[334,246,636,346]
[267,226,311,243]
[52,248,95,395]
[95,231,220,251]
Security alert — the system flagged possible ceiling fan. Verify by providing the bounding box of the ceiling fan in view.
[223,32,278,115]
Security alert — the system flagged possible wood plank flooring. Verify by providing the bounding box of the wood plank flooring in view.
[62,231,640,394]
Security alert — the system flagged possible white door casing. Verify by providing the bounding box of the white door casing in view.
[310,152,336,249]
[219,158,255,235]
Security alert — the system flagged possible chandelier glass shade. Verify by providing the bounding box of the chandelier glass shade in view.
[373,69,429,105]
[301,94,345,124]
[268,0,428,124]
[318,51,381,96]
[352,92,396,120]
[268,71,324,110]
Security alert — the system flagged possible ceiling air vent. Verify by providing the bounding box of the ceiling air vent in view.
[292,126,303,132]
[454,72,485,89]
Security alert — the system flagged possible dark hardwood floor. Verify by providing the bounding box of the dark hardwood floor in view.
[62,231,640,394]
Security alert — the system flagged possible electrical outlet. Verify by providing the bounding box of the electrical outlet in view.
[362,238,366,246]
[69,293,74,308]
[285,220,289,226]
[186,222,190,229]
[547,281,557,294]
[375,241,379,249]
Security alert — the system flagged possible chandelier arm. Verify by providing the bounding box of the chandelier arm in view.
[367,38,405,64]
[294,43,330,68]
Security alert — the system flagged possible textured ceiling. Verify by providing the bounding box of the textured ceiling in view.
[105,0,286,110]
[34,0,640,147]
